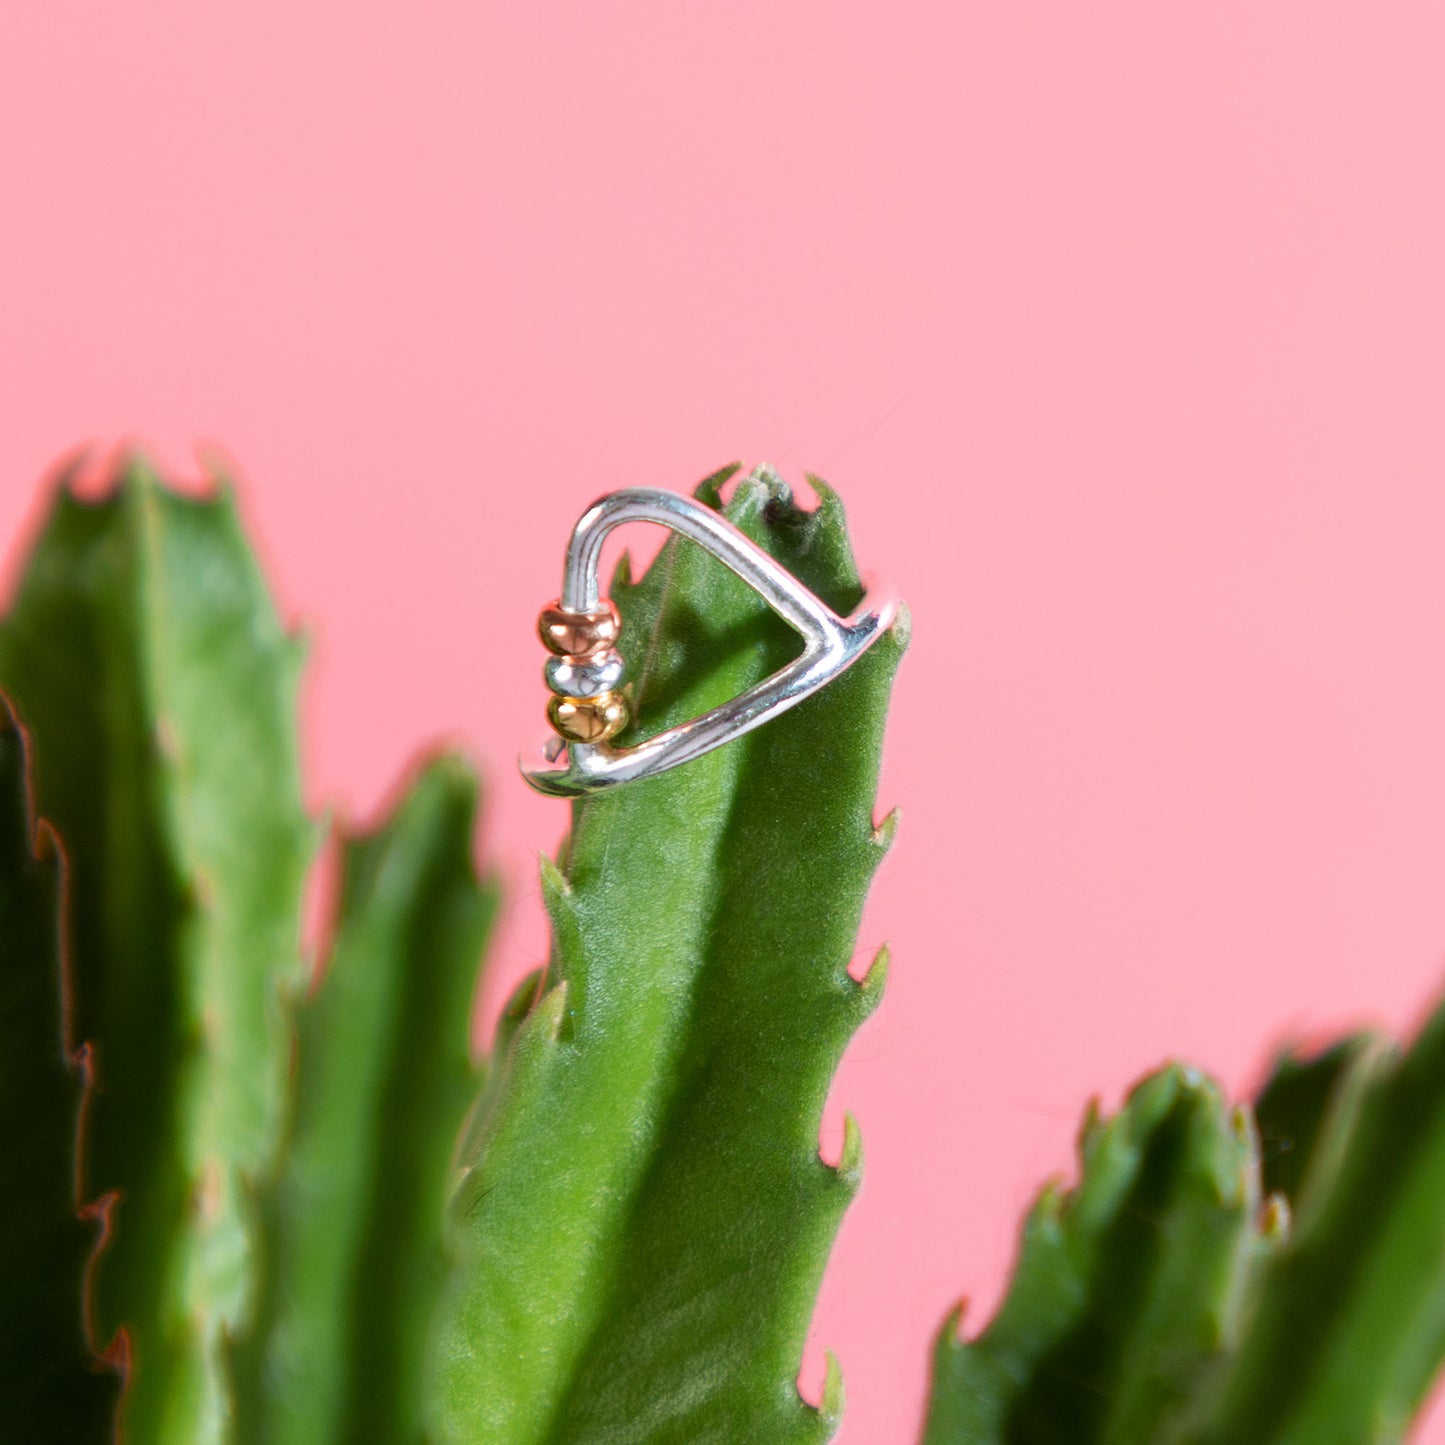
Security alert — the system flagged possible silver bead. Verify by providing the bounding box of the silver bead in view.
[544,647,625,699]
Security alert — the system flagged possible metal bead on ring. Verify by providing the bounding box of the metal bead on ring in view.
[548,691,630,744]
[544,647,625,700]
[537,599,621,657]
[538,595,630,747]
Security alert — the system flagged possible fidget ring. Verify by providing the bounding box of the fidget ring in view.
[520,486,900,798]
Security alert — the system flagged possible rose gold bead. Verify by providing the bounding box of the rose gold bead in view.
[547,690,629,745]
[537,599,621,657]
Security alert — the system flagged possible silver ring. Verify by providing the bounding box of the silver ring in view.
[520,487,899,798]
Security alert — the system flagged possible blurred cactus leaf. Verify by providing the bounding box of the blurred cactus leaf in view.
[1179,999,1445,1445]
[234,755,496,1445]
[0,697,120,1439]
[921,1067,1260,1445]
[0,462,316,1444]
[1254,1033,1379,1207]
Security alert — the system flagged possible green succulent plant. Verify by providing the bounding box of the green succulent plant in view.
[2,456,1445,1445]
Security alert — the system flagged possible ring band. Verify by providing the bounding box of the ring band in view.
[520,487,899,797]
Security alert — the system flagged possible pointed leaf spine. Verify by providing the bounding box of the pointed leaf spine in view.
[820,1349,845,1428]
[834,1112,864,1189]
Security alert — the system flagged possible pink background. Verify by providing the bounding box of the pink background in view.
[4,4,1445,1438]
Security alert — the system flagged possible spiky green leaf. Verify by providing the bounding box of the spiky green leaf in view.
[234,755,497,1445]
[0,462,315,1444]
[1178,998,1445,1445]
[922,1067,1260,1445]
[1254,1034,1378,1207]
[430,466,905,1444]
[0,696,120,1438]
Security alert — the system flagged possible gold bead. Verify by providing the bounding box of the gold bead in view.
[538,599,621,657]
[547,690,629,744]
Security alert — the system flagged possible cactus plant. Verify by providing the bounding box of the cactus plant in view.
[232,756,497,1445]
[922,998,1445,1445]
[429,464,902,1444]
[0,472,316,1444]
[920,1066,1266,1445]
[1176,1006,1445,1445]
[0,698,120,1438]
[4,453,1445,1445]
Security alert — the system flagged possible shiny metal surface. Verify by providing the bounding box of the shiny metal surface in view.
[547,690,629,744]
[544,646,625,699]
[521,486,899,797]
[536,599,620,657]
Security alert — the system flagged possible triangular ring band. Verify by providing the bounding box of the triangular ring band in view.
[521,487,899,798]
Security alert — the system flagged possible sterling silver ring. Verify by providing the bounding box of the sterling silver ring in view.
[520,486,899,798]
